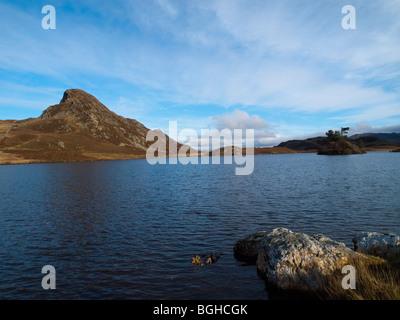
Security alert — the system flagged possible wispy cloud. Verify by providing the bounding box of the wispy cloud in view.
[349,122,400,135]
[0,0,399,135]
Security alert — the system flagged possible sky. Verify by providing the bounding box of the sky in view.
[0,0,399,147]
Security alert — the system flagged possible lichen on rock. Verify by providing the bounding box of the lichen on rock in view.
[353,232,400,258]
[235,228,358,291]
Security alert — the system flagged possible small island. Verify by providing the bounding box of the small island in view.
[317,127,366,155]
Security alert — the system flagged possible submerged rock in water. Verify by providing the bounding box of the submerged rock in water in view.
[353,232,400,258]
[235,228,357,291]
[208,253,221,263]
[191,255,204,267]
[191,253,221,267]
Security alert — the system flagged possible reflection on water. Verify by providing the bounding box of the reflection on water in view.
[0,152,399,299]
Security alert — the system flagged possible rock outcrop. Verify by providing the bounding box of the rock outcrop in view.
[234,228,358,291]
[353,232,400,258]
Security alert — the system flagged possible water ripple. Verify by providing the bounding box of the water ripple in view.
[0,152,399,299]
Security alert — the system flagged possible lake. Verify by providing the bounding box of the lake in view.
[0,151,399,299]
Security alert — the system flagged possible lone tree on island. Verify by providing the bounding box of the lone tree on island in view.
[325,127,350,142]
[320,127,365,155]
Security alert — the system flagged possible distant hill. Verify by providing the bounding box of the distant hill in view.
[276,137,326,151]
[0,89,190,164]
[209,132,400,157]
[349,133,400,146]
[277,133,400,151]
[207,146,301,156]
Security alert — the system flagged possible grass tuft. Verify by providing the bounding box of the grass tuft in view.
[318,254,400,300]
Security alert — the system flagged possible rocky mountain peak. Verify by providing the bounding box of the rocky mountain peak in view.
[40,89,112,120]
[0,89,193,164]
[61,89,101,104]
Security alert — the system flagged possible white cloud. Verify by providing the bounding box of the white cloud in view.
[1,0,400,135]
[211,109,279,147]
[213,109,268,130]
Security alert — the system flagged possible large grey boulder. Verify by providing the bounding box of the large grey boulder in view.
[235,228,357,291]
[233,231,267,262]
[353,232,400,258]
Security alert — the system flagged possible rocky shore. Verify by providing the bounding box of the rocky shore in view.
[234,228,400,296]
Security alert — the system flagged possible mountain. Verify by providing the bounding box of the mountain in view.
[0,89,189,164]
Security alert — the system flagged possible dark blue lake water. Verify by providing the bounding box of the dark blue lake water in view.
[0,152,399,299]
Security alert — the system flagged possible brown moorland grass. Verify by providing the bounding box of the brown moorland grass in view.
[318,254,400,300]
[0,151,39,165]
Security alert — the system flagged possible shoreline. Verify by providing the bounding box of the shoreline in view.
[1,146,398,166]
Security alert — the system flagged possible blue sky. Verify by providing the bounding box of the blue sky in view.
[0,0,399,146]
